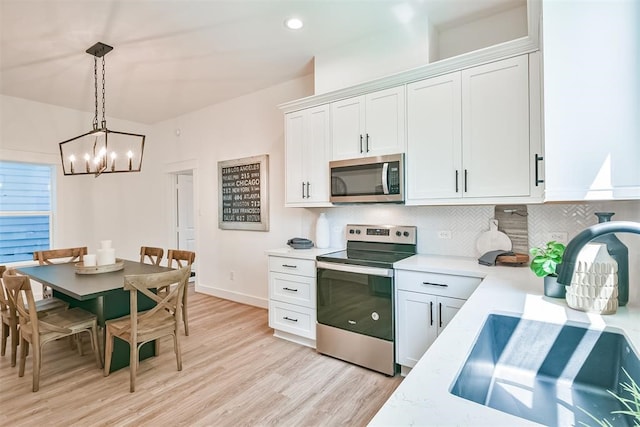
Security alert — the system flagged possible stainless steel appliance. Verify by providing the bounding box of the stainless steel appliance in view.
[329,154,404,203]
[316,224,417,375]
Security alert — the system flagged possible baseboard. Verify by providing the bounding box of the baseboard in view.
[195,283,268,309]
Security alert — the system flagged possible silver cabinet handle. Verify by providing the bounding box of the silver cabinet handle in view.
[306,181,310,198]
[366,133,370,152]
[439,302,443,328]
[455,170,459,193]
[422,281,448,288]
[282,287,298,292]
[301,182,305,198]
[464,169,468,193]
[282,264,297,269]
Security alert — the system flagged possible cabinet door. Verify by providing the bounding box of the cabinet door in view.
[461,55,530,198]
[407,73,462,201]
[305,105,331,203]
[397,290,438,368]
[284,111,306,204]
[331,96,365,160]
[365,86,406,157]
[437,296,465,336]
[285,106,331,206]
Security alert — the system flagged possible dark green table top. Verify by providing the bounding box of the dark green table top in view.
[17,260,173,301]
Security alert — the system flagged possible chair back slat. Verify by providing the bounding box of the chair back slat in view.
[2,269,39,338]
[140,246,164,266]
[34,247,88,265]
[0,265,8,311]
[166,249,196,269]
[124,266,191,341]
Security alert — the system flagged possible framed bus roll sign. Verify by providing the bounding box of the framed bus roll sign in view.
[218,154,269,231]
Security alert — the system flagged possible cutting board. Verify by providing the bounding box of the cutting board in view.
[496,253,529,266]
[476,219,512,256]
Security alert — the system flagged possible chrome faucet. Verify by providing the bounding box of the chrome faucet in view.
[557,221,640,286]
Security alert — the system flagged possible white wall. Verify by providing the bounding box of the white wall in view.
[0,94,154,257]
[437,5,528,61]
[151,75,315,308]
[314,24,430,94]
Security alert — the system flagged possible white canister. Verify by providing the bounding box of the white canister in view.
[97,248,116,266]
[565,243,618,315]
[83,254,97,267]
[315,213,330,249]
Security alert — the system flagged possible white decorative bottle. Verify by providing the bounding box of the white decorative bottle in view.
[315,213,330,249]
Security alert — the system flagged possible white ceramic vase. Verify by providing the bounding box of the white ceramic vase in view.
[315,213,330,249]
[565,243,618,315]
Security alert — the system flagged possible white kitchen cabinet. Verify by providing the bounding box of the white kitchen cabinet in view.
[406,54,538,204]
[284,105,331,207]
[331,86,406,160]
[268,255,317,347]
[541,1,640,201]
[396,270,481,370]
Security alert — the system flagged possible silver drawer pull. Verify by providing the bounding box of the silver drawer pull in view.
[283,316,298,322]
[422,281,448,287]
[348,320,356,325]
[282,264,297,268]
[282,287,298,292]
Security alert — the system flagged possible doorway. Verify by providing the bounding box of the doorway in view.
[173,171,196,274]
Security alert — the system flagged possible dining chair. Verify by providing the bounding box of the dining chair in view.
[33,247,88,298]
[166,249,196,335]
[139,246,164,266]
[2,269,102,392]
[104,266,191,392]
[0,266,69,367]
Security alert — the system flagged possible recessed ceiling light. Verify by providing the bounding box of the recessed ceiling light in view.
[285,17,303,30]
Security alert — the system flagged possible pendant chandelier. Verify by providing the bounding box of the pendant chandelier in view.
[59,42,145,177]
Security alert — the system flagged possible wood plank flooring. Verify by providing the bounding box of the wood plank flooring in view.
[0,286,403,426]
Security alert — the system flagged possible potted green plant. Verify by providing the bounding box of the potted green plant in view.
[529,240,567,298]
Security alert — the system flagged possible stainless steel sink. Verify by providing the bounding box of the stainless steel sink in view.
[450,314,640,426]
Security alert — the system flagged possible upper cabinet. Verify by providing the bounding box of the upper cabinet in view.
[541,0,640,201]
[406,54,542,205]
[331,86,406,160]
[284,105,332,207]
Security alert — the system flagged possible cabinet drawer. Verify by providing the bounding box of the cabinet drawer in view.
[269,300,316,340]
[268,256,316,277]
[270,272,315,307]
[396,270,481,300]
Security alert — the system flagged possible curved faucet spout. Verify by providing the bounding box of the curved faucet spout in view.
[557,221,640,286]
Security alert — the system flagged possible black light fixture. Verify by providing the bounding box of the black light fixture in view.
[59,42,145,177]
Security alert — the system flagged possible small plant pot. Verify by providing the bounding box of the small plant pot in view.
[544,275,566,298]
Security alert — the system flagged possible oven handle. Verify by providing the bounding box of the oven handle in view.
[317,261,393,277]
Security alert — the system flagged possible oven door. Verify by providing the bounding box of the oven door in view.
[317,261,394,341]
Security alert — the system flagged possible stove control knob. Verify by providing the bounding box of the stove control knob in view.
[403,231,410,237]
[355,229,361,234]
[349,229,355,234]
[396,231,402,237]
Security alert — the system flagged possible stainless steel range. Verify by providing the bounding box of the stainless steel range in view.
[316,224,417,375]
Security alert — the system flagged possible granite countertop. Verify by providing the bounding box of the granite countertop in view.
[369,254,640,426]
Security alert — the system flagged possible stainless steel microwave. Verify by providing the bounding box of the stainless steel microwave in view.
[329,154,404,203]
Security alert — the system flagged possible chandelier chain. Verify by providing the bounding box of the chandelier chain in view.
[93,57,99,130]
[101,56,106,128]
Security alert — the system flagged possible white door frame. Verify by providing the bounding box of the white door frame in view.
[165,160,199,282]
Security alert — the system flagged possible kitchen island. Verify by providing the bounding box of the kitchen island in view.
[370,255,640,426]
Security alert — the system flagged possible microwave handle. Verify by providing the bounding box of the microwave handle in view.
[381,162,389,194]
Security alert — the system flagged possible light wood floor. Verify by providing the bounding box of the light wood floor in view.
[0,286,403,426]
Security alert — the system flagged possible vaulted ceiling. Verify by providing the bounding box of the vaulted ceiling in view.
[0,0,524,124]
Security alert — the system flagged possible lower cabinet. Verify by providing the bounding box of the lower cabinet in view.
[395,270,481,370]
[268,255,317,348]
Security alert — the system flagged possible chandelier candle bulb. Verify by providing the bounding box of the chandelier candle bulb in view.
[110,152,116,171]
[84,153,90,172]
[69,155,75,174]
[127,150,133,171]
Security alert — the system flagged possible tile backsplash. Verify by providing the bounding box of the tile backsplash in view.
[310,200,640,303]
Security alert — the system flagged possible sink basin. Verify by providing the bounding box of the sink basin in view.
[450,314,640,426]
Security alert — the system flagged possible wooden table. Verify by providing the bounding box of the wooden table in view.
[17,260,173,372]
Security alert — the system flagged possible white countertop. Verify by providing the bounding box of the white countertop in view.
[264,246,342,260]
[369,254,640,426]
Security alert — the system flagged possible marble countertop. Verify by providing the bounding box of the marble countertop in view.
[264,246,342,260]
[369,254,640,426]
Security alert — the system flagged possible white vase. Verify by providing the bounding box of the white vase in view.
[565,243,618,315]
[315,213,330,249]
